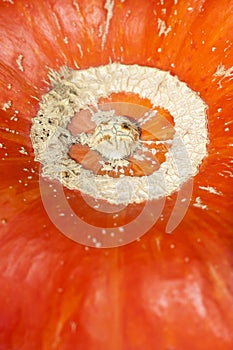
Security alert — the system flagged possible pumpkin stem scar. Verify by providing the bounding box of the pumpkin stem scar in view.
[30,63,208,205]
[79,116,140,160]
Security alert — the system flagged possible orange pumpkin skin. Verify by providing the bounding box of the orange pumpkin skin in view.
[0,0,233,349]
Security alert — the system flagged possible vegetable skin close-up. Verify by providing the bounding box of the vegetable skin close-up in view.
[0,0,233,350]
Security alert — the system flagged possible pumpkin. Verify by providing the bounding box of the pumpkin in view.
[0,0,233,349]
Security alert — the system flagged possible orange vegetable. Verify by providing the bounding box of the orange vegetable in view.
[0,1,232,349]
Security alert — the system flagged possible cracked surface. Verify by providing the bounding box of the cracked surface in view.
[30,63,208,204]
[81,116,140,160]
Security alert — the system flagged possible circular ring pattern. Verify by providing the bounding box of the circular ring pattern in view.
[31,63,208,205]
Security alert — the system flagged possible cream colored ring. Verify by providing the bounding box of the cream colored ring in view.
[31,63,208,205]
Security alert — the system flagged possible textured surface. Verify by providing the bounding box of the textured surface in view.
[31,63,208,204]
[0,0,233,349]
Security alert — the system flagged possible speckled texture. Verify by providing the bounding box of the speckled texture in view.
[31,63,208,204]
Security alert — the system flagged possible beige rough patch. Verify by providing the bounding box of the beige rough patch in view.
[101,0,114,50]
[30,63,208,205]
[199,185,223,196]
[157,18,171,37]
[214,63,233,87]
[16,54,24,72]
[193,196,208,210]
[2,100,12,111]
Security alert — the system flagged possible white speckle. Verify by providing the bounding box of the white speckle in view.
[170,243,175,249]
[19,147,28,155]
[76,43,83,58]
[157,47,162,53]
[10,115,18,122]
[16,54,24,72]
[7,83,12,90]
[72,0,80,12]
[217,107,222,113]
[187,7,193,11]
[211,47,216,52]
[157,18,171,37]
[199,186,223,196]
[2,100,12,111]
[63,37,69,44]
[73,60,80,69]
[219,170,233,178]
[118,227,124,232]
[225,127,229,132]
[202,40,205,45]
[214,63,233,87]
[193,196,208,210]
[59,212,65,217]
[52,12,62,31]
[110,232,115,237]
[10,128,18,134]
[70,321,77,333]
[102,229,106,234]
[2,0,14,4]
[30,95,40,101]
[95,242,102,248]
[101,0,114,50]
